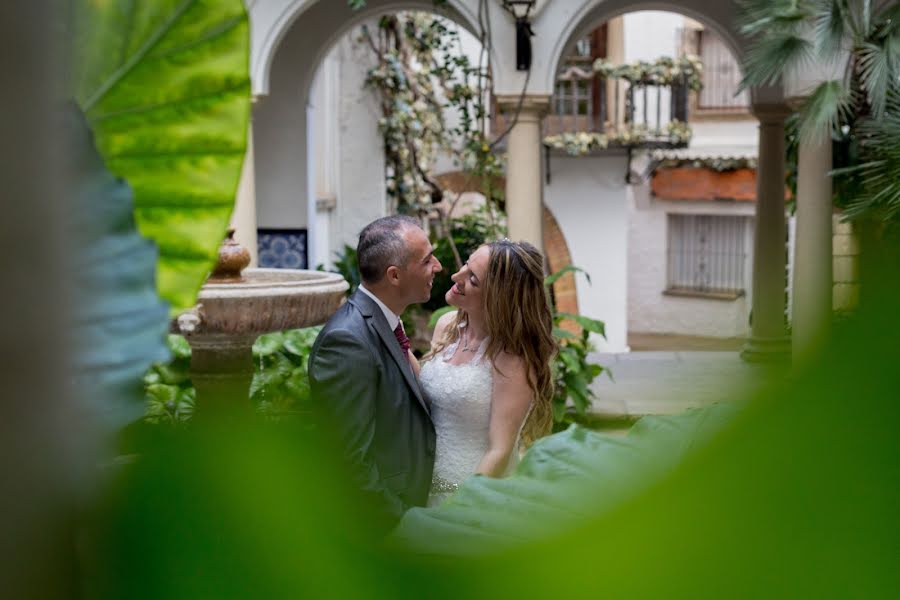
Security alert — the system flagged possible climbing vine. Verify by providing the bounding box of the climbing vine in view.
[354,9,506,266]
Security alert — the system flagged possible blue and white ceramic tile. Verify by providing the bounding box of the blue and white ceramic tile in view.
[257,228,308,269]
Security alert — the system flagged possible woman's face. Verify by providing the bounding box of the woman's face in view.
[446,245,490,314]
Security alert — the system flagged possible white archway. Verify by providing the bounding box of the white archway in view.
[249,0,500,269]
[248,0,494,98]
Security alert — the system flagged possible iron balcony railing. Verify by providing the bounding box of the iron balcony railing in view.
[544,63,694,152]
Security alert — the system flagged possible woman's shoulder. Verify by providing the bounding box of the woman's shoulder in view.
[432,309,459,339]
[491,351,527,381]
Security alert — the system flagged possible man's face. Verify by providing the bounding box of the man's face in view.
[399,226,442,304]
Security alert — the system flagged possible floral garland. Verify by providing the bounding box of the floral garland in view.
[593,55,704,91]
[649,155,759,173]
[544,120,693,156]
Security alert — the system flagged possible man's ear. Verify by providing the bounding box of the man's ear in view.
[385,265,402,287]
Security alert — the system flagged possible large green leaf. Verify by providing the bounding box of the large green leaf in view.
[556,311,606,337]
[543,264,591,288]
[72,0,251,312]
[68,105,170,428]
[391,403,741,555]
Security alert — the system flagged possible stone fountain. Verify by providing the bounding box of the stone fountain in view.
[174,230,348,410]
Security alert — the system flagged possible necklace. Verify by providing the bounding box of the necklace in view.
[461,329,481,353]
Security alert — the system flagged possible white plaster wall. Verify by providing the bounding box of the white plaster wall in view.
[544,154,629,352]
[690,119,759,151]
[332,34,387,254]
[253,26,309,230]
[623,11,683,61]
[627,183,755,338]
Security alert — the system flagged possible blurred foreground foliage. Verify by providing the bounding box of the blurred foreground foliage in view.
[91,242,900,597]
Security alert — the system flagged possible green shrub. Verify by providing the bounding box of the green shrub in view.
[143,327,322,424]
[544,266,610,430]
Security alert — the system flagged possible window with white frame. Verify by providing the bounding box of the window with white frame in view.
[666,214,749,297]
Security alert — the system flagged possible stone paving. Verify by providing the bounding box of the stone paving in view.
[587,350,784,419]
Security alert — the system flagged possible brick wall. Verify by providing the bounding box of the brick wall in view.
[543,207,581,334]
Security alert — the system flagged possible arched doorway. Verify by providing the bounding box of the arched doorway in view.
[247,0,492,270]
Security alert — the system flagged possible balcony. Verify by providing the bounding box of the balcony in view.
[543,55,701,156]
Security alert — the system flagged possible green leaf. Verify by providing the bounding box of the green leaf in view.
[280,327,321,365]
[391,404,741,554]
[813,0,849,62]
[551,400,568,422]
[154,363,191,386]
[588,364,605,379]
[254,332,286,357]
[72,0,252,312]
[559,350,583,374]
[146,383,178,405]
[556,312,607,337]
[68,106,170,428]
[552,327,578,341]
[544,264,591,287]
[739,32,812,90]
[838,90,900,223]
[284,367,311,401]
[167,334,192,359]
[796,80,855,143]
[858,38,898,118]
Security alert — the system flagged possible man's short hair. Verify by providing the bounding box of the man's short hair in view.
[357,215,422,284]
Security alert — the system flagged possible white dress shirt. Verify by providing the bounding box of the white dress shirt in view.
[358,284,402,331]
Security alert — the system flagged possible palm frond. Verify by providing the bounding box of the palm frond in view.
[835,87,900,222]
[858,41,893,117]
[797,79,855,143]
[740,10,809,36]
[738,2,811,37]
[813,0,850,61]
[739,34,813,91]
[873,1,900,34]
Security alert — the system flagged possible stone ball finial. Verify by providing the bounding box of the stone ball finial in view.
[209,228,251,282]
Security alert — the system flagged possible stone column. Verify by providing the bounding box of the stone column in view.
[232,104,258,266]
[742,104,792,362]
[496,95,550,251]
[792,136,833,359]
[605,16,626,131]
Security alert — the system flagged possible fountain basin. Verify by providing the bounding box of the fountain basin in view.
[177,268,348,336]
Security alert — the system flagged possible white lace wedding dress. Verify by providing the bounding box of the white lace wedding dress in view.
[420,328,521,507]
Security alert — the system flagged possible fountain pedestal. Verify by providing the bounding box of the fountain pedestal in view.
[188,334,258,411]
[174,231,348,412]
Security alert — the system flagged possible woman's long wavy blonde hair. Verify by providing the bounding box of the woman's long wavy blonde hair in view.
[425,240,558,447]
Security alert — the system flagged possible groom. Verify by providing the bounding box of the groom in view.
[309,215,441,531]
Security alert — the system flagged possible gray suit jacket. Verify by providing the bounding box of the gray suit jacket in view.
[308,290,435,526]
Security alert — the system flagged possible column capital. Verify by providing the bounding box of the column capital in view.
[751,103,793,123]
[495,94,552,119]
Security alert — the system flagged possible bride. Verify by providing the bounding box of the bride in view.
[418,239,557,507]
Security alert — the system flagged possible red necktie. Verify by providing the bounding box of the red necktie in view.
[393,322,410,357]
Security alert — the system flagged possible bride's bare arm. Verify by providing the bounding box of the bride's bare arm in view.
[475,353,532,478]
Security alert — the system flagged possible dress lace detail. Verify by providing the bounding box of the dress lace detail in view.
[420,327,520,507]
